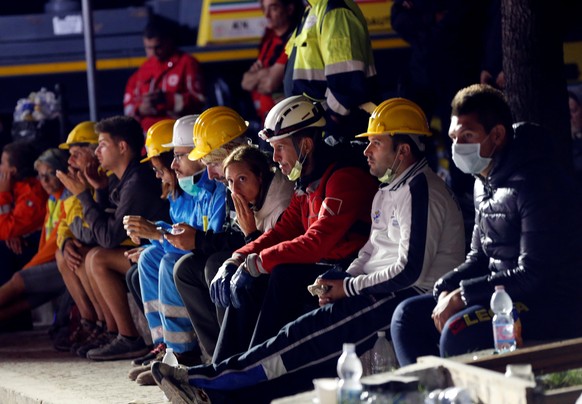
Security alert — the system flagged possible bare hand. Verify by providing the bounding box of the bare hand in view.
[63,238,84,272]
[138,91,163,116]
[432,289,465,332]
[249,60,263,73]
[5,237,22,255]
[56,169,88,196]
[124,246,145,263]
[232,193,257,236]
[123,215,158,242]
[83,159,108,190]
[317,278,346,306]
[0,170,13,193]
[164,223,196,250]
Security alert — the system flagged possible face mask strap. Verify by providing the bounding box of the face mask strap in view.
[379,147,403,183]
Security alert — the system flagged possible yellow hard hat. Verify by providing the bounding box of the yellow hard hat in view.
[59,121,98,149]
[140,119,176,163]
[188,106,248,161]
[356,98,432,139]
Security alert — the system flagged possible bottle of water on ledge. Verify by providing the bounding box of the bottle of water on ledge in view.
[337,343,362,404]
[490,285,517,353]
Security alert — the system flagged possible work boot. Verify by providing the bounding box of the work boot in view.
[136,369,156,386]
[86,334,149,361]
[131,342,165,366]
[151,361,211,404]
[128,364,150,381]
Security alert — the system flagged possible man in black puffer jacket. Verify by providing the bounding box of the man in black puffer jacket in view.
[390,84,582,365]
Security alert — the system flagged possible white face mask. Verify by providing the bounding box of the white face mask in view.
[452,142,492,174]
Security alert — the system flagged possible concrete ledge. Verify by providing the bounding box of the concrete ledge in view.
[0,328,166,404]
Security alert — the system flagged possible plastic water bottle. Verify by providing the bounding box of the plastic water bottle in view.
[371,331,397,374]
[337,343,363,404]
[490,285,516,353]
[162,347,179,367]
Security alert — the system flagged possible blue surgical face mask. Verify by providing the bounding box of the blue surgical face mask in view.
[178,175,200,196]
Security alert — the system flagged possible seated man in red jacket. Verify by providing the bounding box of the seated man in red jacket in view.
[123,17,206,132]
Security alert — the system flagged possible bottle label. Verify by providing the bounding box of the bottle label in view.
[338,388,362,404]
[493,323,516,352]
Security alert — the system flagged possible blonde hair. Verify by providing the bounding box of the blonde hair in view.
[201,137,248,165]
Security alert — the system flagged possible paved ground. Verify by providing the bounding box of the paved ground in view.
[0,327,168,404]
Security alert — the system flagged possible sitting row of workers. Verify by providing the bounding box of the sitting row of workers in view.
[147,86,582,404]
[2,84,580,404]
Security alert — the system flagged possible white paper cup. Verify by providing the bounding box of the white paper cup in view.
[312,378,338,404]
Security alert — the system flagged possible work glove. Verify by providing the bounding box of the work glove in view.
[210,253,245,308]
[229,264,256,309]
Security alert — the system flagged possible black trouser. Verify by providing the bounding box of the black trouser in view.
[173,252,223,358]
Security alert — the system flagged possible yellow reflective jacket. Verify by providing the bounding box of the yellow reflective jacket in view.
[285,0,377,116]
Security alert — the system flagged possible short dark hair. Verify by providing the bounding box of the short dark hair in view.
[95,116,144,159]
[143,16,177,42]
[277,0,306,29]
[2,142,39,181]
[451,84,514,134]
[391,134,424,160]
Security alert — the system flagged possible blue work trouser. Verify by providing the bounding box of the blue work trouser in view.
[138,244,197,353]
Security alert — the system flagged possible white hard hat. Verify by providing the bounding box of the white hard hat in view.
[162,114,199,148]
[258,95,326,143]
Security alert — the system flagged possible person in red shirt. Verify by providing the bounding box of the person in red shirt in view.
[0,149,69,325]
[124,17,206,132]
[241,0,304,124]
[0,142,47,286]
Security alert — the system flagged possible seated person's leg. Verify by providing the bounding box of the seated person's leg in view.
[54,248,101,352]
[174,252,220,359]
[85,247,116,333]
[159,252,201,363]
[390,294,440,366]
[0,271,28,321]
[204,251,231,324]
[155,288,420,399]
[137,245,166,346]
[126,263,143,314]
[0,261,65,321]
[213,274,269,363]
[85,246,149,361]
[439,304,493,358]
[250,263,327,348]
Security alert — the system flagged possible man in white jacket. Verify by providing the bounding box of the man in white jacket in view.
[152,98,466,403]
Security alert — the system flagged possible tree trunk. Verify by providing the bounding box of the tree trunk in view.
[501,0,571,164]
